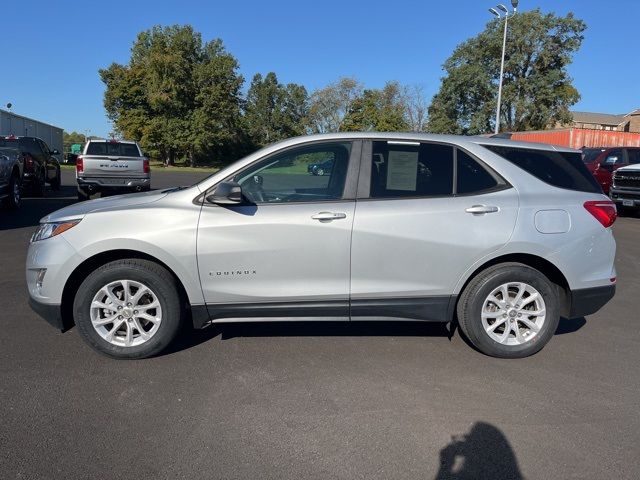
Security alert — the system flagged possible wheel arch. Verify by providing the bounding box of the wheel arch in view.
[454,253,572,319]
[61,249,193,330]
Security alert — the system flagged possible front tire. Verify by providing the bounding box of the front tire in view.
[457,263,560,358]
[32,168,46,197]
[73,259,184,359]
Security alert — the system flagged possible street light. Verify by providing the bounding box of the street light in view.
[489,1,518,134]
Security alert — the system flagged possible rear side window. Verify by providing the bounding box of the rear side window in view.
[482,145,601,193]
[370,141,453,198]
[456,149,500,194]
[86,142,141,157]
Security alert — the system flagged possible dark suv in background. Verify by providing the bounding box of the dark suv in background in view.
[0,136,61,196]
[582,147,640,194]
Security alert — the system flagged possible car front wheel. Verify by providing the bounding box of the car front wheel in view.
[457,263,560,358]
[73,259,184,359]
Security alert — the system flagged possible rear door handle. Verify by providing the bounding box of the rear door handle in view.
[312,212,347,221]
[465,205,499,215]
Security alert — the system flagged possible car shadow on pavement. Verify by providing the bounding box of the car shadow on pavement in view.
[434,422,523,480]
[0,185,77,231]
[163,321,451,355]
[555,316,586,334]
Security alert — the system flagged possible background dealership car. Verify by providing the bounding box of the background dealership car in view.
[609,162,640,213]
[0,143,23,208]
[76,139,150,200]
[0,135,61,196]
[307,158,333,176]
[582,146,640,194]
[27,133,616,360]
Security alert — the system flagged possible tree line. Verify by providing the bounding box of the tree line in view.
[100,10,585,166]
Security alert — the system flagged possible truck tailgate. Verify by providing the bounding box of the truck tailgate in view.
[81,156,146,177]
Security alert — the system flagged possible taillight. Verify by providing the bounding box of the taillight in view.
[76,156,83,174]
[143,159,150,174]
[24,153,34,171]
[584,200,617,228]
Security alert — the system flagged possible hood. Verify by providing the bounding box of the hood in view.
[616,164,640,173]
[41,189,168,223]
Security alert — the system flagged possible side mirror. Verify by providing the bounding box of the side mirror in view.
[206,181,242,205]
[51,149,60,155]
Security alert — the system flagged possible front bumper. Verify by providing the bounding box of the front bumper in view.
[28,296,66,331]
[568,284,616,319]
[610,187,640,208]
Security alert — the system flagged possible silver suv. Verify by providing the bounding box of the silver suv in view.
[26,133,617,359]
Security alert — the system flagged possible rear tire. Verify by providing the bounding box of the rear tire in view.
[50,167,61,191]
[3,173,21,209]
[77,187,90,201]
[457,263,560,358]
[32,168,46,197]
[73,259,184,359]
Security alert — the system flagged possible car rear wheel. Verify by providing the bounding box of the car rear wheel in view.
[3,173,21,209]
[77,188,90,201]
[32,168,46,197]
[50,166,61,190]
[74,259,184,359]
[457,263,560,358]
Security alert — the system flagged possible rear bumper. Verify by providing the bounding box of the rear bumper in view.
[78,176,150,191]
[568,284,616,319]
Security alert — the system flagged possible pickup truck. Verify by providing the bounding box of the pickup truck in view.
[610,163,640,214]
[0,144,23,208]
[76,139,150,201]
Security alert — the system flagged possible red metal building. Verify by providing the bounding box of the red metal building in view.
[509,128,640,149]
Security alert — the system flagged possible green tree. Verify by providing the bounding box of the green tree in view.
[244,72,308,147]
[307,77,363,133]
[100,25,244,165]
[63,131,86,152]
[341,82,409,132]
[427,9,586,134]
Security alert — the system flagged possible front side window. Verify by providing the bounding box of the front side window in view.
[370,141,453,198]
[230,142,351,204]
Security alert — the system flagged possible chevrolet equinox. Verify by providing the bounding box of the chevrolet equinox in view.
[27,133,617,359]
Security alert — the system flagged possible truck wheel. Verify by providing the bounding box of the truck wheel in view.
[32,168,46,197]
[77,188,90,201]
[50,167,61,191]
[73,259,184,359]
[3,173,21,209]
[457,263,560,358]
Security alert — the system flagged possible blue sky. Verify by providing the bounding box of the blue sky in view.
[1,0,638,136]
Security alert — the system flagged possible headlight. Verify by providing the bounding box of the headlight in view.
[31,220,81,242]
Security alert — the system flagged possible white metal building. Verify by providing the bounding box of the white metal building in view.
[0,109,64,160]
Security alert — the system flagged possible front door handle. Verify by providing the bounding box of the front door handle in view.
[465,205,499,215]
[311,212,347,221]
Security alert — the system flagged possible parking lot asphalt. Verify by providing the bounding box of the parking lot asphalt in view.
[1,170,639,479]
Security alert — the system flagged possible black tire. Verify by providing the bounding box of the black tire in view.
[2,173,21,209]
[32,168,46,197]
[50,167,61,191]
[73,259,184,359]
[77,187,90,201]
[457,262,560,359]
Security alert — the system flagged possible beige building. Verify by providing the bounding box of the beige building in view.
[568,109,640,132]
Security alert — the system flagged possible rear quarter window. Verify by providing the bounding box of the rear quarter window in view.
[482,145,602,194]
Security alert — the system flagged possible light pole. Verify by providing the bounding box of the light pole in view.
[489,0,518,134]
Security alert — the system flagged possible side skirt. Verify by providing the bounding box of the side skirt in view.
[193,297,457,329]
